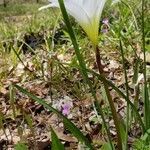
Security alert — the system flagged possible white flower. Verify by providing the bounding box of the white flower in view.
[39,0,106,46]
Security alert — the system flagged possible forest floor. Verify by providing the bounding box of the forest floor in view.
[0,1,150,150]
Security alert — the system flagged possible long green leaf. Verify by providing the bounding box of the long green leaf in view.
[51,127,65,150]
[13,84,93,149]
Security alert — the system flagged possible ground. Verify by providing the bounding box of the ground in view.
[0,0,150,150]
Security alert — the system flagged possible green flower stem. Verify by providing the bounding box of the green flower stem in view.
[57,0,114,149]
[95,46,122,150]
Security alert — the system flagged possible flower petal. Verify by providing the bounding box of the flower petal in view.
[42,0,106,45]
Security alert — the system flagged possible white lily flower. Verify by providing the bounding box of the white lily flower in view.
[39,0,106,46]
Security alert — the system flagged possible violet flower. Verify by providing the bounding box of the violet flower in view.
[62,102,72,116]
[102,18,109,25]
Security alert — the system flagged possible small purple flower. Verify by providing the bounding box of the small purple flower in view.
[102,18,109,25]
[62,102,72,116]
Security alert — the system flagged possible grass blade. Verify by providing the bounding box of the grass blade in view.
[9,84,16,118]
